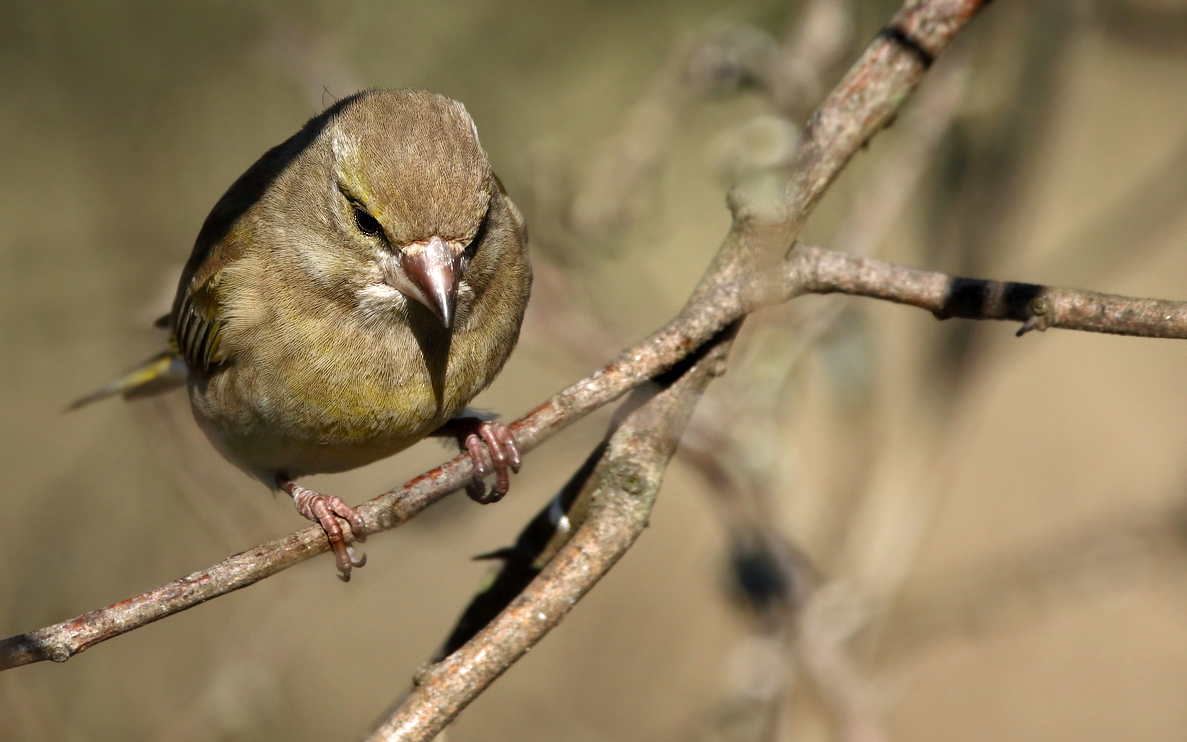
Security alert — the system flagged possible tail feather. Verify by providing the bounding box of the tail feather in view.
[67,350,188,411]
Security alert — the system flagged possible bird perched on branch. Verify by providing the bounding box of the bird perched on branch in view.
[72,89,532,580]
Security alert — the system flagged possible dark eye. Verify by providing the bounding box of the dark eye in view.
[353,206,382,237]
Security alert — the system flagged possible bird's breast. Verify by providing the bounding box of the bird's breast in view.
[188,304,504,480]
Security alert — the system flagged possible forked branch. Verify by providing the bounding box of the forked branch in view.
[6,9,1183,742]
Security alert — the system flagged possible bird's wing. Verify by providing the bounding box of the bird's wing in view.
[170,113,331,373]
[173,254,233,373]
[170,159,260,374]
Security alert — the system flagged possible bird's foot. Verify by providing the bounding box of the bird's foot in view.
[277,476,367,581]
[437,417,522,504]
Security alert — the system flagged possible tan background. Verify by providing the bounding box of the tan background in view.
[3,1,1187,740]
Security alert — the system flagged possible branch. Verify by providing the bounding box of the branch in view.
[370,2,992,732]
[792,244,1187,339]
[7,239,1186,672]
[770,0,987,238]
[0,278,753,671]
[7,4,1179,741]
[0,0,1008,666]
[367,334,733,741]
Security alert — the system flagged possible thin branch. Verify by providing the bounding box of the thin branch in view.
[769,0,987,240]
[767,0,856,119]
[799,582,889,742]
[373,1,993,735]
[18,0,1156,692]
[5,4,1179,742]
[367,334,733,741]
[0,281,752,670]
[792,244,1187,338]
[8,235,1187,671]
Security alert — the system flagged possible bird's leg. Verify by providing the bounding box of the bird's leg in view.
[276,475,367,581]
[433,417,522,504]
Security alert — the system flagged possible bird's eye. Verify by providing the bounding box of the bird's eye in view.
[353,206,382,237]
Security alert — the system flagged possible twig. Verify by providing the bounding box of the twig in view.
[9,236,1187,671]
[767,0,856,118]
[373,0,994,736]
[792,245,1187,338]
[17,0,1174,695]
[367,331,733,741]
[799,582,888,742]
[769,0,987,241]
[5,4,1182,742]
[0,0,1026,669]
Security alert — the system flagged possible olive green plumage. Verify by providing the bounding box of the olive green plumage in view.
[78,88,531,490]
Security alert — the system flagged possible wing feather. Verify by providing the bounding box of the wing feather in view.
[173,268,229,373]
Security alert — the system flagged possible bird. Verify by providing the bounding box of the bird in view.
[71,89,532,580]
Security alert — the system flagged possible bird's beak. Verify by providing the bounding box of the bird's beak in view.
[398,235,462,328]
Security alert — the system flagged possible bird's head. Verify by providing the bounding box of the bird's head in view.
[297,89,494,329]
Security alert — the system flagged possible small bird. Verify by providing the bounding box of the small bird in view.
[72,89,532,580]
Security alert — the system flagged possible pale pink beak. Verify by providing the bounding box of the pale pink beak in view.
[396,236,462,327]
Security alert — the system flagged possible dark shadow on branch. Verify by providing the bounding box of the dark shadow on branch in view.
[935,278,1042,324]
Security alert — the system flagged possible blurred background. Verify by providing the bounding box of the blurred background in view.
[3,0,1187,740]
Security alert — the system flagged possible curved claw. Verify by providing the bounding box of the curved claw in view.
[278,477,366,581]
[465,434,492,481]
[453,418,521,504]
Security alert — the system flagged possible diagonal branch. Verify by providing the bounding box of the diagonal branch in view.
[7,241,1187,672]
[0,0,1019,674]
[371,1,994,736]
[8,0,1099,679]
[367,333,734,741]
[7,3,1181,739]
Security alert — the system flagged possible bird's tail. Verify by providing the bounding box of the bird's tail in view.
[67,350,188,411]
